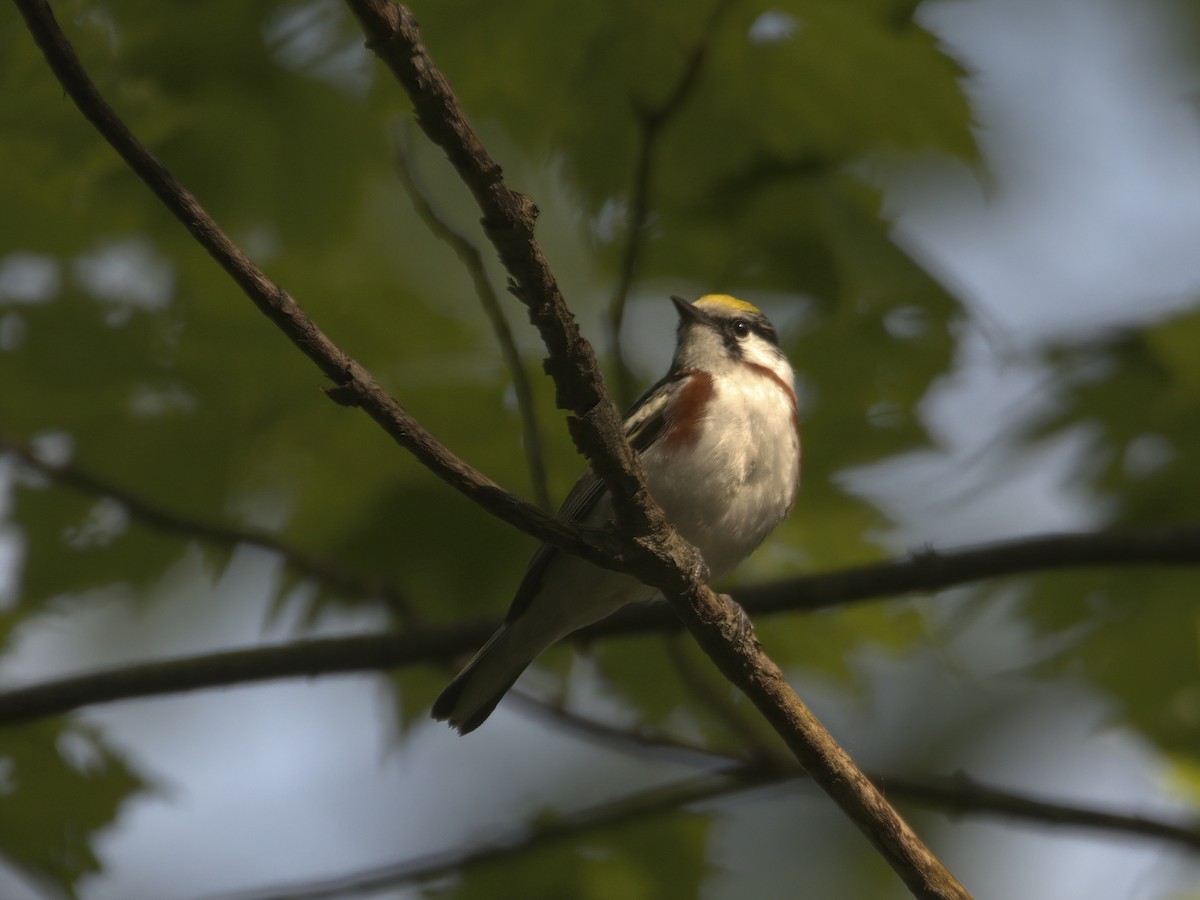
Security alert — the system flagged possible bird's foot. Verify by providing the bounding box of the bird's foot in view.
[719,593,758,645]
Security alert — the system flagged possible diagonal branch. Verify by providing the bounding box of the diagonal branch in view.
[393,137,552,511]
[9,0,622,574]
[607,0,732,406]
[664,634,790,768]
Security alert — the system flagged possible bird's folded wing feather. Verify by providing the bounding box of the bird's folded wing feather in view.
[504,371,687,623]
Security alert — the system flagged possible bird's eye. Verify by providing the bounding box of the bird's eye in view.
[732,320,751,339]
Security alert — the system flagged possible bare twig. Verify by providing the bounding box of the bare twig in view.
[392,138,552,511]
[664,635,790,768]
[0,433,420,623]
[505,687,735,769]
[607,0,732,406]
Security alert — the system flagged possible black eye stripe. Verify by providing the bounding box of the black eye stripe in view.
[723,317,779,346]
[754,321,779,345]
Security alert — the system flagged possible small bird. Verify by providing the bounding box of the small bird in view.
[433,294,801,733]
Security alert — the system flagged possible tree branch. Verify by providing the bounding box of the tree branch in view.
[196,758,1200,900]
[885,772,1200,853]
[9,0,622,575]
[0,627,494,727]
[730,523,1200,616]
[2,524,1197,727]
[392,136,552,511]
[513,700,1200,855]
[606,0,732,406]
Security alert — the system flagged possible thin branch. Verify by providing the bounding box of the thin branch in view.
[392,137,552,511]
[515,701,1200,854]
[2,524,1199,727]
[607,0,732,406]
[343,7,969,895]
[196,753,1200,900]
[883,772,1200,853]
[729,524,1200,617]
[0,627,501,727]
[9,0,623,576]
[664,635,790,769]
[17,4,933,885]
[505,687,737,770]
[197,767,778,900]
[0,433,420,623]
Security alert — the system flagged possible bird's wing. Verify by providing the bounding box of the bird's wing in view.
[504,372,687,623]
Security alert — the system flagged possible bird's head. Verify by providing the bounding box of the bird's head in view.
[670,294,791,384]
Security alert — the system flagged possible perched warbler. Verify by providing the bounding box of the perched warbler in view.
[433,293,801,733]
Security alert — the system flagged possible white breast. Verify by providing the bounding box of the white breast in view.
[642,369,800,578]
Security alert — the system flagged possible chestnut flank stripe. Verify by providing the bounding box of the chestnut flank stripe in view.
[662,370,715,449]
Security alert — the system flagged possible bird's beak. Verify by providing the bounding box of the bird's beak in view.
[670,295,707,324]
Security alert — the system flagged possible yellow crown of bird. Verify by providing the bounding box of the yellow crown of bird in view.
[693,293,762,315]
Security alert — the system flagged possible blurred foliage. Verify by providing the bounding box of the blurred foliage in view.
[1016,316,1200,760]
[4,0,1196,897]
[0,721,149,897]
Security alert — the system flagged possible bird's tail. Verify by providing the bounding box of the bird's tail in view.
[431,624,533,734]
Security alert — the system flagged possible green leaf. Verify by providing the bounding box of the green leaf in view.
[0,720,149,895]
[1017,306,1200,759]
